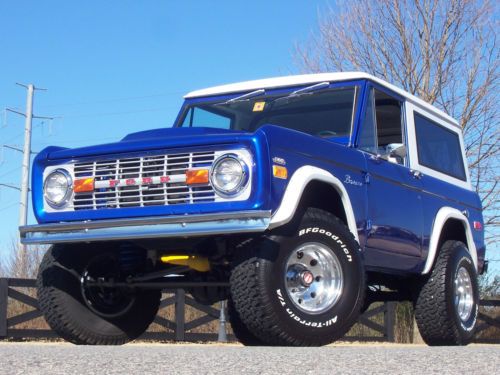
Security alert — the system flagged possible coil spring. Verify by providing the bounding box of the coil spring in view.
[119,246,145,273]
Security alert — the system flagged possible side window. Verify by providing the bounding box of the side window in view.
[374,90,403,151]
[359,88,405,164]
[414,113,466,181]
[181,107,231,129]
[358,89,377,153]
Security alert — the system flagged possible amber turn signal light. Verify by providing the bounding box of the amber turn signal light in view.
[73,178,95,193]
[186,169,209,185]
[272,165,288,179]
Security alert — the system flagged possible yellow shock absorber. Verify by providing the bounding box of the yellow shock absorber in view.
[160,255,211,272]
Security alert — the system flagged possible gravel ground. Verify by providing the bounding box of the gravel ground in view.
[0,342,498,375]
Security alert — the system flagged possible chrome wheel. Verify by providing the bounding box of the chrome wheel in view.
[454,266,474,322]
[284,242,343,314]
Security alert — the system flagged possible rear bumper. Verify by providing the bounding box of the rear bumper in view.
[19,210,271,245]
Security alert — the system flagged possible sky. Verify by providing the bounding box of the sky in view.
[0,1,497,277]
[0,0,325,251]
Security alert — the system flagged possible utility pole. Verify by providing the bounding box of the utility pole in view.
[5,83,52,251]
[19,84,34,231]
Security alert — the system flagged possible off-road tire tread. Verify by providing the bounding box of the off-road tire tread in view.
[414,240,475,346]
[37,246,161,345]
[230,208,364,346]
[227,297,265,346]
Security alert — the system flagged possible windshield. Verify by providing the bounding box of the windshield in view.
[178,86,357,139]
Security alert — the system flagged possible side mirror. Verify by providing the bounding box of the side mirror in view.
[387,143,406,159]
[379,143,406,164]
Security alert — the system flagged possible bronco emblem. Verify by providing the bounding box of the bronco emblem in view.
[344,174,363,186]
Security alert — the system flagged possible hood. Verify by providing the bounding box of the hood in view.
[121,126,240,142]
[46,127,250,160]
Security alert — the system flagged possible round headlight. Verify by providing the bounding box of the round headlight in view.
[44,169,72,207]
[210,154,249,197]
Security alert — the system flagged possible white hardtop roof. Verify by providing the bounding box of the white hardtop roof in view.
[184,72,458,127]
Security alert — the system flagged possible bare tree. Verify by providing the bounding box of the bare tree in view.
[295,0,499,243]
[0,238,46,278]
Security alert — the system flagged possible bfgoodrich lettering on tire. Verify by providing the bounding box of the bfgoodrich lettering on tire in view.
[415,240,479,346]
[229,208,365,346]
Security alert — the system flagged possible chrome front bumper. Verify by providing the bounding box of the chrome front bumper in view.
[19,210,271,245]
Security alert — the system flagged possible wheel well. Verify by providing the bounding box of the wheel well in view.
[297,180,348,226]
[436,218,468,251]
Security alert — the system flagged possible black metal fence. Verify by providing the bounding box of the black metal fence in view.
[1,278,498,343]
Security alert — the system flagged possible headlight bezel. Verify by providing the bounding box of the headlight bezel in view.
[43,168,73,208]
[210,153,250,198]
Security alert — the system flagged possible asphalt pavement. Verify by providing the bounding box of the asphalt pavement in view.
[0,342,498,375]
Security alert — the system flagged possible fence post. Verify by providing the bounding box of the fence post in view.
[384,301,396,342]
[0,278,8,337]
[218,300,228,342]
[175,289,185,341]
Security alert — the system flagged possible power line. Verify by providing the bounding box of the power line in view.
[1,120,46,145]
[3,145,37,154]
[0,166,20,179]
[0,183,21,191]
[60,106,178,119]
[0,202,17,212]
[2,131,25,145]
[36,91,187,110]
[36,136,119,147]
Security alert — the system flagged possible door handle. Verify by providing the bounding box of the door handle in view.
[410,170,423,179]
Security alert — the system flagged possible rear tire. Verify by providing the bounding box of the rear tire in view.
[414,240,479,346]
[37,245,161,345]
[230,208,365,346]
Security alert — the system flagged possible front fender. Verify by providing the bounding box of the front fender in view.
[269,165,360,244]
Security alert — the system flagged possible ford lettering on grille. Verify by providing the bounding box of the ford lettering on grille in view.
[71,151,215,210]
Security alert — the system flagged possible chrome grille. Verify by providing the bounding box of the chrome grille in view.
[72,151,216,210]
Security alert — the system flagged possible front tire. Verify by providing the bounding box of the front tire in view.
[227,297,265,346]
[37,245,161,345]
[230,208,365,346]
[414,240,479,346]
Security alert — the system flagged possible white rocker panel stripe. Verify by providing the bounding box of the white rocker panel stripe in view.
[269,165,360,244]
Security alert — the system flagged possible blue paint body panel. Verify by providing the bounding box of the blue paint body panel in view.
[362,155,424,272]
[32,128,272,223]
[30,78,486,275]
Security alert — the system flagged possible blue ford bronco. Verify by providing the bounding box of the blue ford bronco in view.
[21,72,487,346]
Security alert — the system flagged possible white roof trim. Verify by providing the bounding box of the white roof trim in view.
[184,72,458,127]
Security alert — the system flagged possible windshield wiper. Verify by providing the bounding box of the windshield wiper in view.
[270,81,330,105]
[290,81,330,95]
[217,89,266,106]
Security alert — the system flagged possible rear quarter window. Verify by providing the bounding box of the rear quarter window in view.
[414,113,466,181]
